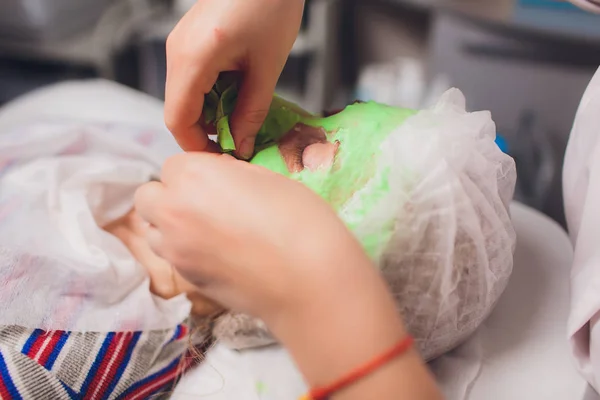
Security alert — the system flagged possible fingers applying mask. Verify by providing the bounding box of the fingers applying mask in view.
[134,180,166,228]
[164,12,223,153]
[164,57,211,151]
[133,181,170,259]
[164,74,223,153]
[230,64,280,159]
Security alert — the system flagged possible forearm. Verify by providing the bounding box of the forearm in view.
[269,252,443,400]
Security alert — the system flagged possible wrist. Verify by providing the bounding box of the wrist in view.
[266,253,442,399]
[267,252,408,388]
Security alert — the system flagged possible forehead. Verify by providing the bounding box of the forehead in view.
[251,102,417,196]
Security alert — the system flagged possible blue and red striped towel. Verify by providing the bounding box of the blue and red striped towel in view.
[0,324,204,400]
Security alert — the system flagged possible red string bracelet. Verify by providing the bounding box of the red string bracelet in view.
[299,335,415,400]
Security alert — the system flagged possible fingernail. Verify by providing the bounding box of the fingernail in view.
[239,138,255,160]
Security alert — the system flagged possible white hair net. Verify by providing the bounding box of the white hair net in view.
[214,89,517,361]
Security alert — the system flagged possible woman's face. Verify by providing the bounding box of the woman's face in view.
[250,102,417,210]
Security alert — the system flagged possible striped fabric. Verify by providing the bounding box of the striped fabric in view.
[0,324,207,400]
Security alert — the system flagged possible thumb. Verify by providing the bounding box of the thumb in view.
[230,66,278,160]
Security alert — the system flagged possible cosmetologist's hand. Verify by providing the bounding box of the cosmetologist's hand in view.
[164,0,305,158]
[133,152,372,324]
[134,153,442,400]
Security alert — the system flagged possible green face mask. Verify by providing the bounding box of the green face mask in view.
[204,80,417,258]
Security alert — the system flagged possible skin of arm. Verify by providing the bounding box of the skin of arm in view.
[266,236,443,400]
[103,209,222,317]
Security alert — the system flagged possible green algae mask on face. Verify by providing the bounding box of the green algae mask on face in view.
[293,103,416,258]
[204,78,417,258]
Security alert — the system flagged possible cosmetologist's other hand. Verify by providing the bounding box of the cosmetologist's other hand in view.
[133,152,373,325]
[164,0,305,158]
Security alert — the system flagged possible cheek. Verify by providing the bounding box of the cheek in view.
[302,141,339,172]
[326,154,378,208]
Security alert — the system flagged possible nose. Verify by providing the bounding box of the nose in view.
[302,141,340,171]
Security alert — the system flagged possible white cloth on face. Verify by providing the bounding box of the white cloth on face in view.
[0,121,189,333]
[563,68,600,391]
[0,79,194,333]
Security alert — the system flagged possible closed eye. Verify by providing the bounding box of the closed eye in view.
[278,124,329,173]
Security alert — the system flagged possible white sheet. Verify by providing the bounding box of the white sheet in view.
[0,79,169,133]
[433,203,586,399]
[0,79,588,399]
[0,121,195,332]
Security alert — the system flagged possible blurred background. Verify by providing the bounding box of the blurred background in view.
[0,0,599,225]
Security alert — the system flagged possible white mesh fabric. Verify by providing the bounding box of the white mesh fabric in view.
[215,89,517,361]
[370,89,516,360]
[0,121,190,332]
